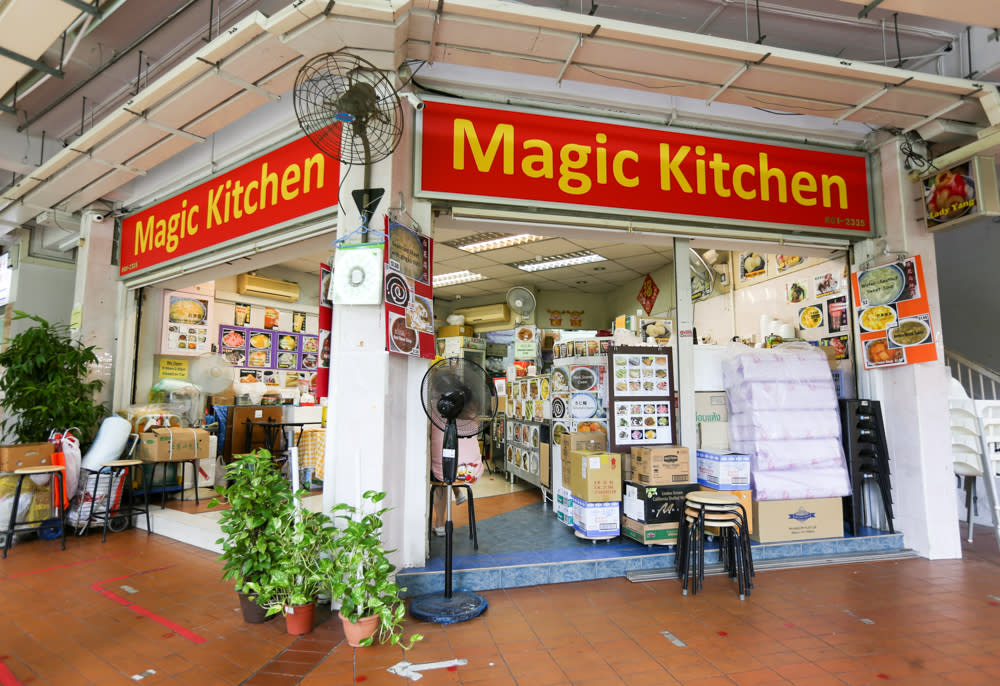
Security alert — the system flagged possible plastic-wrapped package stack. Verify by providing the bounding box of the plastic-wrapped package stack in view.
[722,344,852,500]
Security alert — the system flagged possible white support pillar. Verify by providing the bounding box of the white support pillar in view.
[674,238,696,452]
[72,210,121,409]
[855,140,959,559]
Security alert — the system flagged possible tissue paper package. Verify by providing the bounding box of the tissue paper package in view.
[722,349,831,385]
[751,468,852,500]
[727,380,837,414]
[723,344,850,503]
[732,438,846,472]
[730,410,841,441]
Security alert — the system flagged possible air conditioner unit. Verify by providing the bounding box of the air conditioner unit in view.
[452,302,510,325]
[236,274,301,302]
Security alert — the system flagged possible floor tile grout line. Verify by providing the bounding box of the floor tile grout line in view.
[240,620,345,684]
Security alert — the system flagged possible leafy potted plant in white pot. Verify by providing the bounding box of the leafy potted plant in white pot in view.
[327,490,423,648]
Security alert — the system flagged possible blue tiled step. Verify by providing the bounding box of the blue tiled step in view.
[398,500,905,597]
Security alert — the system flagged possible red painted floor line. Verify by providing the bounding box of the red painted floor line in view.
[0,660,23,686]
[90,566,206,644]
[6,552,129,578]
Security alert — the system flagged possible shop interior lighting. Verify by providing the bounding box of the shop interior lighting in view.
[444,232,548,253]
[433,270,487,287]
[511,251,607,272]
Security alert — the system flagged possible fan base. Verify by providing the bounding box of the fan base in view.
[408,590,488,625]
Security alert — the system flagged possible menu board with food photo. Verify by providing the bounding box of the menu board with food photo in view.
[612,401,673,446]
[851,255,937,370]
[218,325,323,375]
[609,350,672,397]
[160,290,213,356]
[383,220,434,359]
[607,345,674,451]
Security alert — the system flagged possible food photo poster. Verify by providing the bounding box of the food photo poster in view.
[851,255,937,370]
[160,290,213,356]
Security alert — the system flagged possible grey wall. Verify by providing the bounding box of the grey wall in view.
[934,218,1000,372]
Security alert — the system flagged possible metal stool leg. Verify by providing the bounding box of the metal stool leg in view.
[134,464,151,534]
[54,470,66,551]
[98,467,113,542]
[3,474,27,558]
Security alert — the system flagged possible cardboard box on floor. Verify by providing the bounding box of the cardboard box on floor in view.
[138,427,211,462]
[629,445,691,485]
[751,497,843,542]
[621,516,679,545]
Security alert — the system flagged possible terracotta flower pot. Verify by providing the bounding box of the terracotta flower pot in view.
[339,610,378,647]
[238,591,270,624]
[284,602,316,635]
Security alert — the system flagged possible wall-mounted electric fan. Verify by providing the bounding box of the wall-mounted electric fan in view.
[293,50,404,238]
[505,286,536,324]
[410,357,497,624]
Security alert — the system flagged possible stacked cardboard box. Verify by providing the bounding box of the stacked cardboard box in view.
[560,432,622,537]
[621,445,695,545]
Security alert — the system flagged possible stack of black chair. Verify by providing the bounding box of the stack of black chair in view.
[839,399,894,535]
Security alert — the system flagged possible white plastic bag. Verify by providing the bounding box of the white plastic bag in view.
[60,430,82,500]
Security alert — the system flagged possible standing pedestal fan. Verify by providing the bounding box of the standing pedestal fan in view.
[410,357,497,624]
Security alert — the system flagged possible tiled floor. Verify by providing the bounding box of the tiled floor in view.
[3,510,1000,685]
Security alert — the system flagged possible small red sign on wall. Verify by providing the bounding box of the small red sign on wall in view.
[637,274,659,315]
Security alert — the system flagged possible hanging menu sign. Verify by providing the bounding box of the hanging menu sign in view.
[851,254,937,370]
[607,346,675,451]
[384,220,435,359]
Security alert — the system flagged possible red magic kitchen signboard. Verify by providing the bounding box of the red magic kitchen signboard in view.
[120,134,340,275]
[416,100,872,237]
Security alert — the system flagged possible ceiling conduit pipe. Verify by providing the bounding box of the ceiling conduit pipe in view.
[17,0,203,133]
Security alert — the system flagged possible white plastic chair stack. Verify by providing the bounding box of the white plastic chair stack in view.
[950,400,985,542]
[949,379,1000,549]
[977,404,1000,477]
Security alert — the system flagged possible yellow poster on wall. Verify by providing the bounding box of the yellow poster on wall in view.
[159,358,189,380]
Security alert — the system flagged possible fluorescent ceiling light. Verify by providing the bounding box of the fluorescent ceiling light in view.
[460,233,546,253]
[511,251,607,272]
[433,270,486,287]
[443,231,547,253]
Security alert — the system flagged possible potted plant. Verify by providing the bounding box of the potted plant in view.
[246,505,337,635]
[210,449,293,623]
[0,311,108,445]
[327,490,423,649]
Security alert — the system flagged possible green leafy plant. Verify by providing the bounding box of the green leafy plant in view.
[246,505,338,617]
[328,490,423,649]
[210,449,293,598]
[0,310,107,444]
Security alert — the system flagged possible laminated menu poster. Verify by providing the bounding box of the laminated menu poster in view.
[160,290,213,356]
[607,345,675,451]
[384,220,435,358]
[851,254,937,370]
[218,325,319,373]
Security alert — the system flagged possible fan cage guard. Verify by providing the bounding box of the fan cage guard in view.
[293,51,404,166]
[421,358,497,438]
